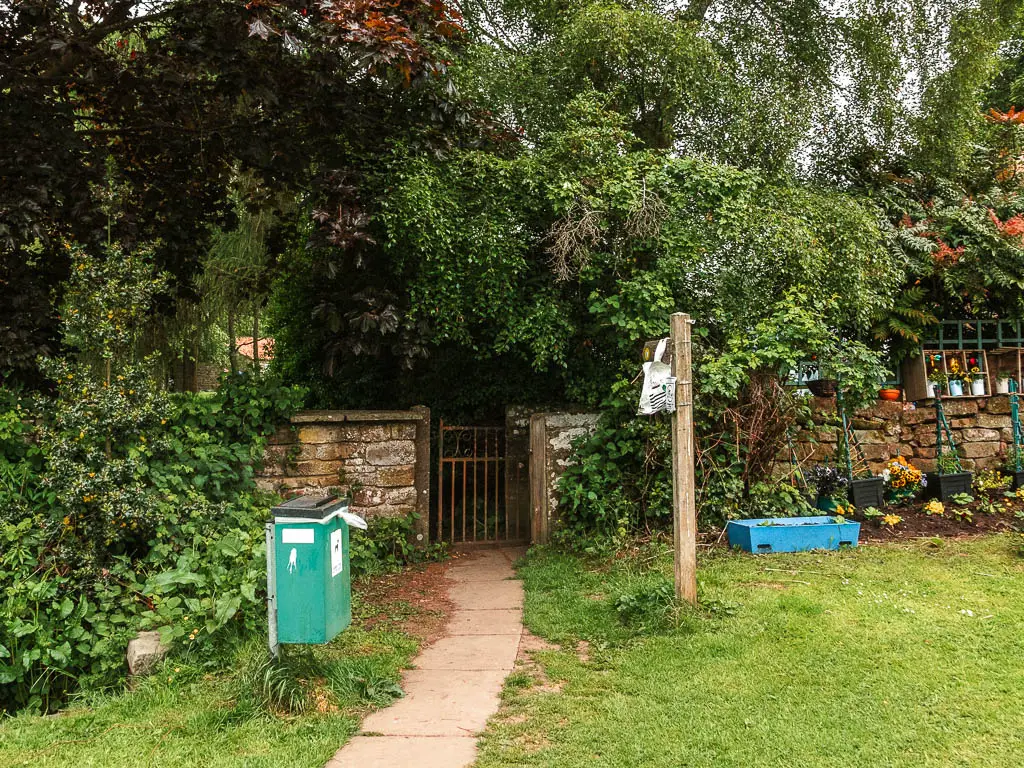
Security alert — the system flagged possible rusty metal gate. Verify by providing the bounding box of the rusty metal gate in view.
[435,421,525,544]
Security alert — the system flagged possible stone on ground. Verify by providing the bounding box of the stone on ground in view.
[126,630,169,676]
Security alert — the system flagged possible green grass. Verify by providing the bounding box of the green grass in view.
[478,536,1024,768]
[0,624,416,767]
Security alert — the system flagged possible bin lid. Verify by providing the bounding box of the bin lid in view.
[272,494,349,520]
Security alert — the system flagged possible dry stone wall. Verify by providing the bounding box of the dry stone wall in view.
[791,396,1017,474]
[258,408,430,539]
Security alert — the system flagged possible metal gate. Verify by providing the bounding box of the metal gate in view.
[436,421,525,544]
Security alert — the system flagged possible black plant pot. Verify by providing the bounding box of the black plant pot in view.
[1011,471,1024,490]
[925,472,974,501]
[849,477,884,509]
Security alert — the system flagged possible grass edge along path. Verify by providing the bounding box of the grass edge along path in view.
[0,561,450,768]
[477,535,1024,768]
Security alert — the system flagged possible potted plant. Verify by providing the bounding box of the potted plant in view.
[1004,445,1024,489]
[849,473,885,508]
[927,368,947,399]
[995,371,1013,394]
[882,456,925,505]
[878,387,901,401]
[967,363,986,396]
[926,452,973,500]
[946,358,966,397]
[806,465,850,511]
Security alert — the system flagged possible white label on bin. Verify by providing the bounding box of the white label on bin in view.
[331,529,343,577]
[282,528,315,544]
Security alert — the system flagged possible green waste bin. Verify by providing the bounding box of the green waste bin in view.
[267,495,360,648]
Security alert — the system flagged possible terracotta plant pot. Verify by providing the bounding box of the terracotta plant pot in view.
[878,388,901,401]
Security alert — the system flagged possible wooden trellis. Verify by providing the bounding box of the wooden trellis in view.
[934,399,963,473]
[1011,380,1023,472]
[836,394,871,481]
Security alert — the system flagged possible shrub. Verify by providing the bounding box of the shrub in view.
[349,514,446,578]
[0,246,308,712]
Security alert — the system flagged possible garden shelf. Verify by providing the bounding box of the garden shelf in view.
[901,349,990,401]
[727,516,861,554]
[925,472,973,500]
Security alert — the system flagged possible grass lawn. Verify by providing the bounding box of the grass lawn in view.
[0,579,435,768]
[478,535,1024,768]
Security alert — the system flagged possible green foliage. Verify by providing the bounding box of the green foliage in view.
[974,468,1012,498]
[349,515,447,578]
[0,389,48,517]
[2,0,464,386]
[614,579,678,632]
[701,291,890,411]
[978,497,1006,516]
[554,415,672,546]
[0,246,307,712]
[951,504,975,523]
[937,453,965,475]
[1004,445,1024,473]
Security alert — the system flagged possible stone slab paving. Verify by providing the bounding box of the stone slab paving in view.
[328,736,478,768]
[327,548,524,768]
[446,609,523,635]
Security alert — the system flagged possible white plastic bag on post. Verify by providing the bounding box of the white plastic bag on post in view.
[638,338,676,415]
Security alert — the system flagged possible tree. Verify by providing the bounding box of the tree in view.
[0,0,464,385]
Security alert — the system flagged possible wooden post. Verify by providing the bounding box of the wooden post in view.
[671,313,698,604]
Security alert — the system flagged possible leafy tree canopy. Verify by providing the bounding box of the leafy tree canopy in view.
[0,0,465,383]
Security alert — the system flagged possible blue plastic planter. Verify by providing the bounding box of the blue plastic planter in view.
[726,516,861,554]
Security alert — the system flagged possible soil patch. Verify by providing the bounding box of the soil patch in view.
[514,629,563,693]
[857,505,1020,542]
[353,559,454,645]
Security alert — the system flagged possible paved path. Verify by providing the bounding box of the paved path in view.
[327,548,525,768]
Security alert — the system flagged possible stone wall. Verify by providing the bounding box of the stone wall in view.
[195,363,222,392]
[791,396,1016,474]
[529,411,600,543]
[258,408,430,540]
